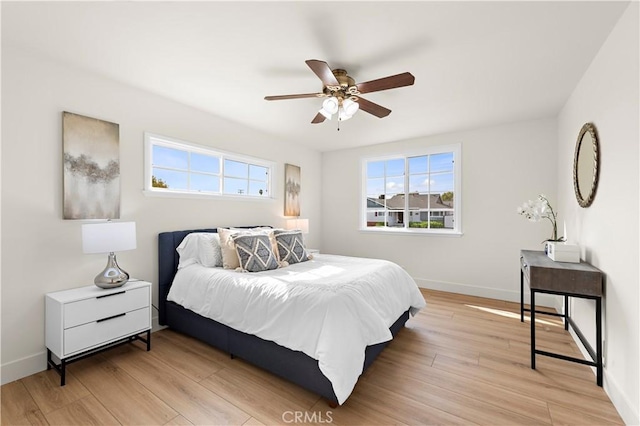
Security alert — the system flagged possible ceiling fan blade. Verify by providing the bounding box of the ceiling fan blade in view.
[356,96,392,118]
[264,93,324,101]
[356,72,415,94]
[305,59,340,87]
[311,112,326,124]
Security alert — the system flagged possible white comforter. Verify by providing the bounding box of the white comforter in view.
[167,254,426,404]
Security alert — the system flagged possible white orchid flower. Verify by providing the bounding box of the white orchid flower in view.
[517,194,563,242]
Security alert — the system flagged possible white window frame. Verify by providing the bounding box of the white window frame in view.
[143,132,274,200]
[360,143,462,236]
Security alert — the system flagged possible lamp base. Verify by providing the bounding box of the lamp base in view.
[95,252,130,289]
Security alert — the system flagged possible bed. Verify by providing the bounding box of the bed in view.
[158,227,425,405]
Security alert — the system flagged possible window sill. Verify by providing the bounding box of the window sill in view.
[143,189,275,202]
[359,227,463,237]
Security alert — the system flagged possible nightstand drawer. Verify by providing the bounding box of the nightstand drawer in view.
[64,307,150,355]
[64,287,149,328]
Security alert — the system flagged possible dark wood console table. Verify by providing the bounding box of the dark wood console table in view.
[520,250,603,386]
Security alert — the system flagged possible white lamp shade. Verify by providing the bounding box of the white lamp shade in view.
[82,222,137,254]
[285,218,309,234]
[338,108,353,121]
[342,98,359,116]
[322,97,339,115]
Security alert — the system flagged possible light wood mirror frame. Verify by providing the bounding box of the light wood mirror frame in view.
[573,122,599,208]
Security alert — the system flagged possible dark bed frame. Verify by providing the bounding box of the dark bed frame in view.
[158,228,410,405]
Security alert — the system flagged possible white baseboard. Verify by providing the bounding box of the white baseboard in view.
[414,277,559,308]
[600,364,639,425]
[1,351,47,385]
[565,325,637,425]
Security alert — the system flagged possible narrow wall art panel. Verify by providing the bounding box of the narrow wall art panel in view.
[284,163,301,216]
[63,112,120,219]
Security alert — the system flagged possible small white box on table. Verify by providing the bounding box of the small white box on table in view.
[546,242,580,263]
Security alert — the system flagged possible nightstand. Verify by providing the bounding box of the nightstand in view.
[45,280,152,385]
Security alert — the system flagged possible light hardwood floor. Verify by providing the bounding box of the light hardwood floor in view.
[1,289,624,425]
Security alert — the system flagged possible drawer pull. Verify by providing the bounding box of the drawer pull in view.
[96,291,126,299]
[97,313,126,323]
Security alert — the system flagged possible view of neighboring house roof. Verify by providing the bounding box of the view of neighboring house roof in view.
[367,193,453,210]
[367,198,386,208]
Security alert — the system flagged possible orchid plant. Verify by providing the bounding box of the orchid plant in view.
[517,194,564,242]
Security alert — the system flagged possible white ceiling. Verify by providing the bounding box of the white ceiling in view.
[2,1,629,152]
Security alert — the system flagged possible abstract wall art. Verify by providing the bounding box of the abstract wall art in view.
[63,112,120,219]
[284,163,301,217]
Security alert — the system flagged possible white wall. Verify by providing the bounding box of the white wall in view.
[322,117,558,302]
[0,43,322,384]
[557,3,639,424]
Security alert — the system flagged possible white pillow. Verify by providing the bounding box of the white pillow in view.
[219,227,280,269]
[218,228,243,269]
[176,233,223,269]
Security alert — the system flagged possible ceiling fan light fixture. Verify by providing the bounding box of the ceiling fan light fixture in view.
[322,97,339,115]
[338,108,353,121]
[342,98,359,116]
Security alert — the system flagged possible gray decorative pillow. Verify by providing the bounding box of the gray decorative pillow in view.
[231,233,279,272]
[273,230,309,264]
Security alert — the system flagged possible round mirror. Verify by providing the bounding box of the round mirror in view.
[573,123,599,207]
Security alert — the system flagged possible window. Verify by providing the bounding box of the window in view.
[144,133,272,198]
[362,143,461,234]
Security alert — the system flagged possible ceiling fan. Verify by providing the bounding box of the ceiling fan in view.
[264,59,415,125]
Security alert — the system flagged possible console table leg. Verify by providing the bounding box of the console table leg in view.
[596,297,603,386]
[564,295,569,331]
[520,269,524,322]
[531,290,536,370]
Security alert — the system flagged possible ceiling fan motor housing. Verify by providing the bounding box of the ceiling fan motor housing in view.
[325,69,359,100]
[332,69,355,87]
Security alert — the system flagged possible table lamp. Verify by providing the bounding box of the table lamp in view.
[285,218,309,234]
[82,221,137,289]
